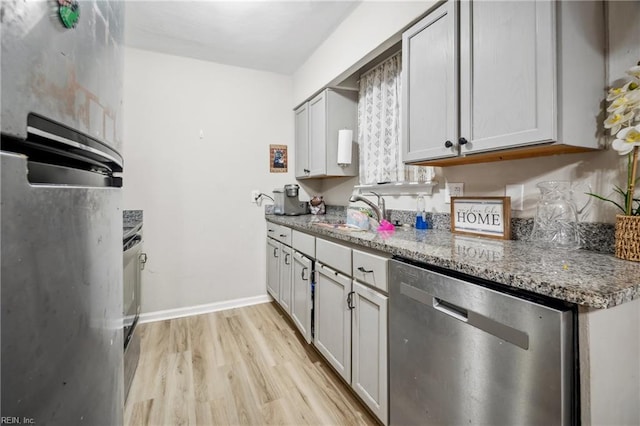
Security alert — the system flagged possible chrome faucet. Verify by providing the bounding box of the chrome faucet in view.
[349,192,386,222]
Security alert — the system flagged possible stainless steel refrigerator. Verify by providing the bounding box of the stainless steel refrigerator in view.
[1,1,125,424]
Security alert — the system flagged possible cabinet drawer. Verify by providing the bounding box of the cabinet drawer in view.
[316,238,352,275]
[292,230,315,258]
[266,222,279,238]
[276,225,292,246]
[352,249,389,292]
[267,223,292,246]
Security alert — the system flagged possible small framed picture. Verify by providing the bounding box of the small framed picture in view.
[269,144,288,173]
[451,197,511,240]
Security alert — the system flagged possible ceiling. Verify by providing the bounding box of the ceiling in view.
[124,1,360,75]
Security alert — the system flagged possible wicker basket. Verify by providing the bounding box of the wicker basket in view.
[615,214,640,261]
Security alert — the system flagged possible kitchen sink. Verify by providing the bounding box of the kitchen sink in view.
[311,221,367,232]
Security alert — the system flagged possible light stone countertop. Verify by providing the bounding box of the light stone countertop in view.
[266,213,640,309]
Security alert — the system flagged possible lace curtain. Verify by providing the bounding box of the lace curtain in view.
[358,52,402,184]
[358,52,434,184]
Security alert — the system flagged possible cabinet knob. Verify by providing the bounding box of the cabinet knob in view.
[444,140,453,148]
[458,137,468,145]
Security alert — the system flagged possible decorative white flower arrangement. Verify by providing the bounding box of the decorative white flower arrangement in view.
[590,61,640,216]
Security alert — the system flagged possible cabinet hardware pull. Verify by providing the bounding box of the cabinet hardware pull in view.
[444,140,453,148]
[273,248,278,258]
[304,168,310,174]
[284,253,290,265]
[334,271,339,276]
[357,266,373,273]
[268,229,275,232]
[458,137,468,145]
[139,253,148,270]
[347,291,355,310]
[301,267,308,280]
[279,234,287,238]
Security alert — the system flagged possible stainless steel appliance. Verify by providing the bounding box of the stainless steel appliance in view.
[1,1,125,424]
[123,224,146,401]
[389,258,576,426]
[273,184,308,215]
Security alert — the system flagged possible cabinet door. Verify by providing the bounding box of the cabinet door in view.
[402,0,458,162]
[279,244,293,315]
[291,252,313,344]
[459,0,555,154]
[314,262,352,382]
[294,103,310,178]
[308,91,327,176]
[266,238,280,300]
[352,281,388,425]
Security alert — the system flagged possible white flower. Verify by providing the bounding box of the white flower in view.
[607,81,639,101]
[608,91,640,114]
[626,65,640,80]
[612,125,640,155]
[605,110,634,135]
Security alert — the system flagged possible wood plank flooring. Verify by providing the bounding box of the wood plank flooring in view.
[124,302,378,426]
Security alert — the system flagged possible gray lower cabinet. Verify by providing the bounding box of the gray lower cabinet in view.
[279,244,293,314]
[314,262,352,382]
[352,280,388,424]
[268,230,389,425]
[266,238,280,299]
[291,251,313,344]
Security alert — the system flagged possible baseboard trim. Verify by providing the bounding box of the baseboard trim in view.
[138,294,273,324]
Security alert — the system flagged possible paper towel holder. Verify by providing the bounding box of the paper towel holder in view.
[337,128,353,166]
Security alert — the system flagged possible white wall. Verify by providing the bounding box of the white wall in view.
[293,1,640,224]
[293,1,437,106]
[122,47,295,314]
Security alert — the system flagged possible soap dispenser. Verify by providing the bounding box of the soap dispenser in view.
[415,194,428,229]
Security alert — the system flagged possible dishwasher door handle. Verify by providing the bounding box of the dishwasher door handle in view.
[433,297,468,322]
[399,281,529,350]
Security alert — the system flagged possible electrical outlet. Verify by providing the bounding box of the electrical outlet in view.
[251,190,260,204]
[506,184,524,211]
[445,183,464,204]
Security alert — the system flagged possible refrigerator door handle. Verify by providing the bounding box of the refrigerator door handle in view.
[28,126,123,170]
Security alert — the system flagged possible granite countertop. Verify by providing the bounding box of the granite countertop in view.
[266,213,640,309]
[123,210,143,240]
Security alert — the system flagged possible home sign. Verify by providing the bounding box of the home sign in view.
[451,197,511,240]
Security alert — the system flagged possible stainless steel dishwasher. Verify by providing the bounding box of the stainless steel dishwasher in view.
[389,258,576,426]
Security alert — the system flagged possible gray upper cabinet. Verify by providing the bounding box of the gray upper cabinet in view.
[402,0,605,165]
[402,0,458,162]
[459,0,555,154]
[295,88,358,178]
[294,103,309,178]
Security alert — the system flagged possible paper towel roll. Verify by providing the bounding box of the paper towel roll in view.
[337,129,353,165]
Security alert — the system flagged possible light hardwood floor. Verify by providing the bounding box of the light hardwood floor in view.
[124,302,378,426]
